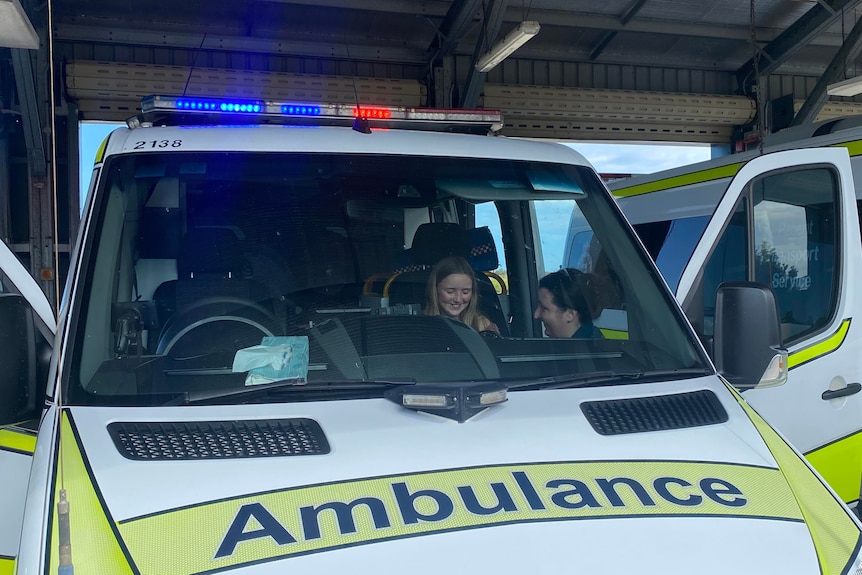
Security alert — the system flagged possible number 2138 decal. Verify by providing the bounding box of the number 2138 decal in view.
[133,140,183,149]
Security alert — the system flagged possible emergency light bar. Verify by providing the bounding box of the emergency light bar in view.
[134,95,503,134]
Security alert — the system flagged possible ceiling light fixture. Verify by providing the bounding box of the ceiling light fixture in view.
[0,0,39,49]
[475,21,541,73]
[827,76,862,97]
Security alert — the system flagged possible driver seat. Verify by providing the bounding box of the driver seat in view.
[173,228,259,306]
[155,227,281,357]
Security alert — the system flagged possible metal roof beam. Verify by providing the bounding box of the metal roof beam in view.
[589,0,649,61]
[460,0,507,109]
[261,0,452,17]
[54,24,429,64]
[428,0,483,63]
[792,12,862,125]
[736,0,862,93]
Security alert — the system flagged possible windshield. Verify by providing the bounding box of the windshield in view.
[67,151,709,406]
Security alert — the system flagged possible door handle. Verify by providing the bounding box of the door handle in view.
[821,382,862,401]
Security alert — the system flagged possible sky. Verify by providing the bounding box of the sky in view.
[564,142,714,175]
[79,122,120,203]
[78,123,714,269]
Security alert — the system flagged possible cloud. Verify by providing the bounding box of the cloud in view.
[564,143,712,175]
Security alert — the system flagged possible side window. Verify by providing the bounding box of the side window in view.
[535,199,575,275]
[633,216,709,292]
[753,168,838,344]
[565,228,594,270]
[699,201,748,337]
[558,201,627,338]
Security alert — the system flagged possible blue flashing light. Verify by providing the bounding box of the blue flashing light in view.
[174,98,262,113]
[281,104,322,116]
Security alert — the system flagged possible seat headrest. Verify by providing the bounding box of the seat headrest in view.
[467,226,499,272]
[410,223,470,266]
[305,229,353,288]
[178,227,245,277]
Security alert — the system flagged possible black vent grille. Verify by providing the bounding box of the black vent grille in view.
[580,390,728,436]
[107,419,330,460]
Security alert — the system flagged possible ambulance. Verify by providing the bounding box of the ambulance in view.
[1,95,860,575]
[598,116,862,513]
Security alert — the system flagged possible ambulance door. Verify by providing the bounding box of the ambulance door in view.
[677,147,862,506]
[0,238,55,573]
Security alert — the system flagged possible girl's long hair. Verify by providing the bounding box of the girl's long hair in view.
[424,256,483,330]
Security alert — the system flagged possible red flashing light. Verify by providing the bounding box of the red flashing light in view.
[353,107,392,119]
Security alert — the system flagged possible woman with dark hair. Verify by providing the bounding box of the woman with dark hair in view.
[534,268,604,338]
[425,256,499,334]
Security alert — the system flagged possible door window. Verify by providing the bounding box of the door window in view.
[752,169,838,344]
[689,167,839,346]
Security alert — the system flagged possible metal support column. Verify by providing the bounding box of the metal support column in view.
[433,57,456,108]
[0,137,8,246]
[29,175,54,298]
[11,46,55,307]
[10,49,45,178]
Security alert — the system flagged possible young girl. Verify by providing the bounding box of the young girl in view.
[424,256,499,334]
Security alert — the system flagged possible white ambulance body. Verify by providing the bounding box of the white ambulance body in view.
[1,96,861,575]
[602,117,862,510]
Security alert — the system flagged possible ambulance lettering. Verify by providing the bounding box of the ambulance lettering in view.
[216,503,297,558]
[118,461,798,574]
[214,468,752,560]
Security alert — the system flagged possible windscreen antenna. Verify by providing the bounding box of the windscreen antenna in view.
[346,45,372,134]
[182,32,208,97]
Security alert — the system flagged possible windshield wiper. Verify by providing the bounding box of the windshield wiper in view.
[507,368,713,391]
[172,378,416,406]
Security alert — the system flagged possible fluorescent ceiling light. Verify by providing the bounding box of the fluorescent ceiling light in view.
[475,21,540,73]
[0,0,39,49]
[827,76,862,97]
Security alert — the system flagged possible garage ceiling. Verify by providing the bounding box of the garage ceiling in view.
[50,0,848,73]
[22,0,862,143]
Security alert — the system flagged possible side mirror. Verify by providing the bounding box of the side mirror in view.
[713,282,787,390]
[0,294,45,425]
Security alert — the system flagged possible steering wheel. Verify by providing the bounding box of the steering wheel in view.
[156,297,280,358]
[480,329,503,339]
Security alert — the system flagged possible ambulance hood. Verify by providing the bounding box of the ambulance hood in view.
[57,376,823,574]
